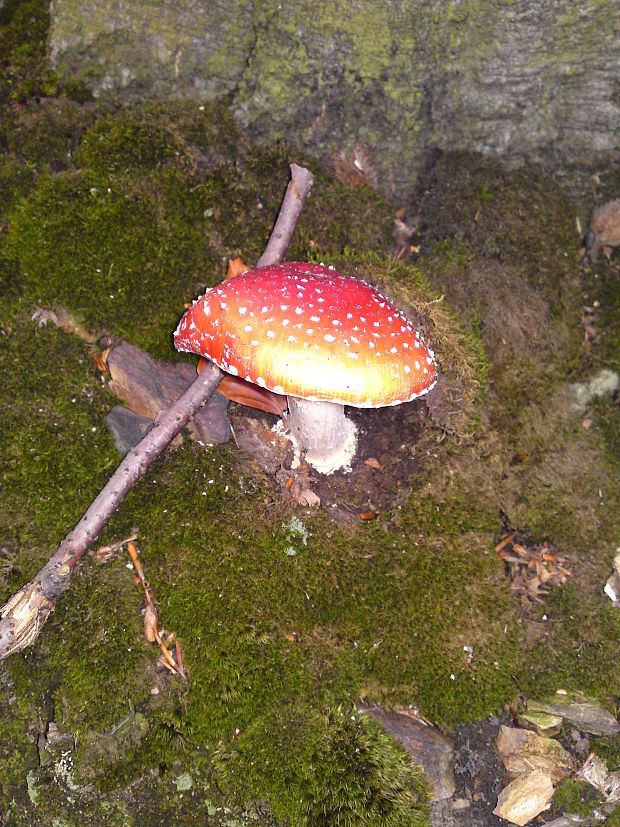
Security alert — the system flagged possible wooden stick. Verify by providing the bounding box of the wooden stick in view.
[0,163,315,661]
[256,164,315,267]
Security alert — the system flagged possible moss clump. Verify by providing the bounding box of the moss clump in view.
[215,706,430,826]
[2,102,392,363]
[73,101,242,176]
[0,669,39,813]
[0,0,55,103]
[416,151,583,428]
[553,778,605,818]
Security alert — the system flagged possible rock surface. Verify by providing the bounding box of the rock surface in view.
[496,724,573,784]
[492,768,555,826]
[360,705,456,801]
[527,692,620,738]
[49,1,619,203]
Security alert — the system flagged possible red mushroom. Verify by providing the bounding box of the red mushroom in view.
[174,262,437,473]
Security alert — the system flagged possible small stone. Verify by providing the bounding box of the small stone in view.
[451,797,470,811]
[492,769,554,826]
[527,692,620,737]
[497,725,573,783]
[606,770,620,803]
[576,752,620,802]
[603,549,620,606]
[574,737,589,756]
[517,709,563,737]
[359,705,455,800]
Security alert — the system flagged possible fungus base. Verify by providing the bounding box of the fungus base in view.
[286,398,358,475]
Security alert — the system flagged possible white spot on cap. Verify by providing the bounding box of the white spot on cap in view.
[310,316,320,322]
[273,385,284,394]
[306,329,314,335]
[295,307,303,315]
[324,333,336,342]
[347,352,359,359]
[369,341,375,349]
[280,304,289,310]
[256,377,266,387]
[415,360,420,370]
[287,335,297,343]
[251,340,259,346]
[267,330,275,338]
[239,307,247,316]
[332,319,341,326]
[244,325,252,333]
[390,347,397,354]
[404,365,411,374]
[261,306,268,314]
[228,365,238,376]
[282,319,289,327]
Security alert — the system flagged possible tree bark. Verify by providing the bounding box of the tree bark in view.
[0,162,315,661]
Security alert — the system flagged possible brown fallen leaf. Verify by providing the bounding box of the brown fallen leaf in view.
[497,531,571,604]
[144,601,159,643]
[126,542,186,678]
[94,531,139,564]
[225,256,250,280]
[175,638,186,678]
[92,346,111,376]
[299,489,321,507]
[364,457,382,470]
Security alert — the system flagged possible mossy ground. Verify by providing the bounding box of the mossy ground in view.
[0,4,618,825]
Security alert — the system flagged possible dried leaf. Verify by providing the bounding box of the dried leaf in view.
[497,531,571,604]
[175,638,186,678]
[127,541,145,583]
[295,488,321,508]
[94,531,139,564]
[364,457,382,470]
[92,347,111,376]
[225,257,250,280]
[495,531,517,553]
[144,602,158,643]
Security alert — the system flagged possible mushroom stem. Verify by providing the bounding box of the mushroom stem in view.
[286,398,358,474]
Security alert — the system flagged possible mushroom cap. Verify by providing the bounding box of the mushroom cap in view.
[174,262,437,407]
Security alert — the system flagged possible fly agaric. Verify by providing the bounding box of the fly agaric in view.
[174,262,437,473]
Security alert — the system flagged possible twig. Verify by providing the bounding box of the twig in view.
[256,164,315,267]
[0,163,315,661]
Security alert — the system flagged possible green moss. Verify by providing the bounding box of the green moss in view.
[2,103,392,364]
[591,734,620,772]
[0,670,39,811]
[553,778,605,817]
[73,101,242,176]
[0,0,55,103]
[216,706,430,825]
[0,96,618,823]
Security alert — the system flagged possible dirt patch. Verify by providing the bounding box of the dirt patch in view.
[229,395,433,523]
